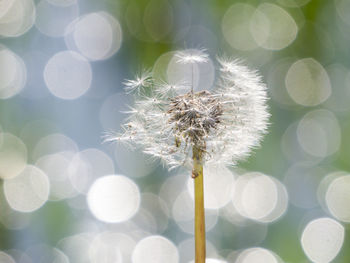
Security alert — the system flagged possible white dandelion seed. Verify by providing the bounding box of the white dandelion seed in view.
[123,70,152,94]
[108,49,269,170]
[175,48,209,64]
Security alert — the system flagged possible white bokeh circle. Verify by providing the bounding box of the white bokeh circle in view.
[0,46,27,99]
[44,51,92,100]
[187,164,235,209]
[325,175,350,222]
[4,165,50,212]
[132,235,179,263]
[87,175,140,223]
[301,217,344,263]
[65,12,122,61]
[285,58,331,106]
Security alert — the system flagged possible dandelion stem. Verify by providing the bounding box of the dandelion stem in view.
[191,63,194,94]
[192,145,206,263]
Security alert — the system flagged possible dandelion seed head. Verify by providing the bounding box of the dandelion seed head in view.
[108,49,269,170]
[168,90,223,148]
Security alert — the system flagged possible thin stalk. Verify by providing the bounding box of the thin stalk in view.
[192,146,206,263]
[191,63,194,94]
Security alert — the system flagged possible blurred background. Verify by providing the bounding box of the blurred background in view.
[0,0,350,262]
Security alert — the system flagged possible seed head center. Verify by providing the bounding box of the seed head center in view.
[168,90,223,147]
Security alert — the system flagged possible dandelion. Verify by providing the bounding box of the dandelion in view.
[107,49,269,263]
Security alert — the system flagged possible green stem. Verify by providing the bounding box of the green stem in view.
[192,146,206,263]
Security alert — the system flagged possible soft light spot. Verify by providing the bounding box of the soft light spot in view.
[35,0,79,37]
[44,51,92,100]
[297,109,341,158]
[317,171,346,211]
[325,174,350,222]
[241,174,277,219]
[187,164,235,209]
[233,172,288,222]
[0,133,27,180]
[0,47,27,99]
[251,3,298,50]
[0,0,35,37]
[0,251,15,263]
[87,175,140,223]
[65,12,122,60]
[235,248,281,263]
[4,165,50,212]
[285,58,331,106]
[132,235,179,263]
[222,3,260,51]
[301,217,344,263]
